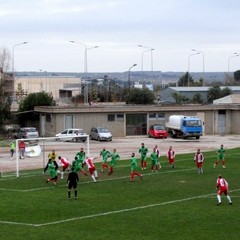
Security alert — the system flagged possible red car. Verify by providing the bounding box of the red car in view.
[148,124,168,138]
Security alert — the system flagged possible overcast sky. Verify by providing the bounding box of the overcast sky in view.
[0,0,240,73]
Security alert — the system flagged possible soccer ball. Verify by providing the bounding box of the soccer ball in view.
[57,170,61,174]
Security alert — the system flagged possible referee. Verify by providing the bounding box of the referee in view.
[67,169,79,200]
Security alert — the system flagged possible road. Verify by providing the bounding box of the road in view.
[0,135,240,175]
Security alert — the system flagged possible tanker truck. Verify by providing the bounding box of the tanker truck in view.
[165,115,203,139]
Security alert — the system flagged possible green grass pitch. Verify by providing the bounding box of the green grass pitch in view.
[0,148,240,240]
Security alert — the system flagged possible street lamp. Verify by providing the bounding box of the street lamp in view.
[192,49,205,84]
[128,63,137,91]
[138,45,155,71]
[69,40,99,73]
[188,52,200,86]
[228,53,239,84]
[12,41,28,77]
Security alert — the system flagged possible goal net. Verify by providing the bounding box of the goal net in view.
[1,135,89,178]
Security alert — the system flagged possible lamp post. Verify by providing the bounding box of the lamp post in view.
[228,53,239,84]
[138,45,155,71]
[188,52,200,86]
[128,64,137,91]
[191,49,205,85]
[69,40,99,73]
[12,41,28,78]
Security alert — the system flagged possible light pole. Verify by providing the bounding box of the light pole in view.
[188,52,200,86]
[191,49,205,84]
[138,45,155,71]
[69,40,99,73]
[128,64,137,91]
[12,41,28,78]
[228,53,239,84]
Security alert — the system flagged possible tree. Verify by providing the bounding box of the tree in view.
[126,88,155,104]
[207,86,222,103]
[192,93,203,104]
[178,72,194,86]
[0,47,10,72]
[18,91,55,125]
[171,92,189,104]
[233,70,240,81]
[221,87,232,98]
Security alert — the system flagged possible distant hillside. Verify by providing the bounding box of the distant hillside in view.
[15,71,228,85]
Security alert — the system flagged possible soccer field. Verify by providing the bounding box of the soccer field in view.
[0,148,240,240]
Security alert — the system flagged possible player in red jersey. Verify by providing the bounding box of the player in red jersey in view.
[58,156,70,179]
[194,149,204,174]
[167,146,175,168]
[216,175,232,206]
[83,157,98,182]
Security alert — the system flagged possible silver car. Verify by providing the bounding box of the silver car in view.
[14,127,39,139]
[90,127,112,141]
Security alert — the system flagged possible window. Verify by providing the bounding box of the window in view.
[108,113,124,122]
[46,114,51,122]
[149,113,165,120]
[108,114,115,122]
[116,114,124,122]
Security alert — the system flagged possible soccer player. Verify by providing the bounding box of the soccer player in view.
[194,148,204,174]
[46,161,58,186]
[167,146,175,168]
[72,156,87,176]
[108,148,120,175]
[83,157,98,182]
[214,144,226,168]
[216,175,232,206]
[100,147,110,172]
[139,143,149,170]
[18,140,26,159]
[67,169,79,200]
[150,148,159,172]
[130,153,142,182]
[58,156,70,179]
[9,141,15,160]
[43,150,58,173]
[75,147,86,165]
[154,144,161,169]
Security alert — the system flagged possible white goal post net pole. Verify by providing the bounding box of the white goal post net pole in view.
[15,135,89,177]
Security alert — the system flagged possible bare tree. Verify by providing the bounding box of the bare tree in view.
[0,47,11,72]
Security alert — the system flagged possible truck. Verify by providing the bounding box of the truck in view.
[165,115,203,139]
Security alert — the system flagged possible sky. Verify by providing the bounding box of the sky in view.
[0,0,240,73]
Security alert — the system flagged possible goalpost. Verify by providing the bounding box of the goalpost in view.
[14,135,90,177]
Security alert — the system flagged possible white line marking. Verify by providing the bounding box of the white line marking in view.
[1,189,239,227]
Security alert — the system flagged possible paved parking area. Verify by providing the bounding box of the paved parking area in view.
[1,135,240,174]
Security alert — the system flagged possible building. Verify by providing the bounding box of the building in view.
[35,102,240,137]
[160,86,240,104]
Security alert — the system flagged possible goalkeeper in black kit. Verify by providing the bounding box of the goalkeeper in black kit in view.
[67,169,79,200]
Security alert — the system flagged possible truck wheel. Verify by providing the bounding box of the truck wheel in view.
[196,136,200,140]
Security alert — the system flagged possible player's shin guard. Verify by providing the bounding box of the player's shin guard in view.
[217,194,221,203]
[227,195,232,203]
[68,191,71,199]
[91,174,96,182]
[74,190,77,198]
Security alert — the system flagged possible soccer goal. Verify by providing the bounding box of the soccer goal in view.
[10,135,89,178]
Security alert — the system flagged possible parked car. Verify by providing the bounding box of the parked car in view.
[90,127,112,141]
[14,127,39,139]
[148,124,168,139]
[55,128,87,142]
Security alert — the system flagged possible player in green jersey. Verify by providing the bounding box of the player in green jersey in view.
[46,161,58,186]
[75,147,88,175]
[130,153,142,182]
[108,148,120,175]
[139,143,149,170]
[100,147,110,172]
[214,144,226,168]
[72,156,87,176]
[150,148,159,172]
